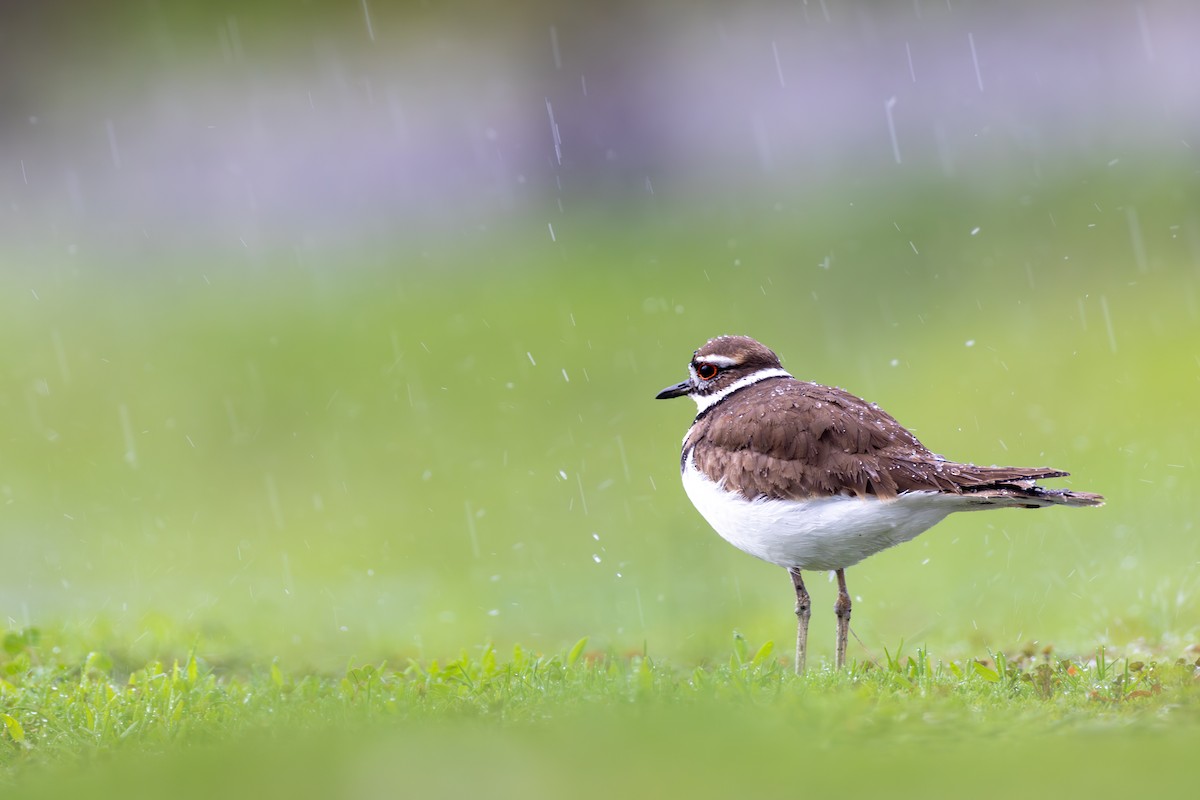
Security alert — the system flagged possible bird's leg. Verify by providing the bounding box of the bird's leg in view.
[834,569,852,670]
[789,567,810,675]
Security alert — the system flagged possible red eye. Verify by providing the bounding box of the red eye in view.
[696,363,719,380]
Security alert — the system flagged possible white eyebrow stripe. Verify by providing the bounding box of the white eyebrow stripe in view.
[692,367,792,413]
[697,354,740,367]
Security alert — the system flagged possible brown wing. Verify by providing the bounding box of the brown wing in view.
[688,378,1077,501]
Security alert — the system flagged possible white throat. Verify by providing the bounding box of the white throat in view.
[692,367,792,413]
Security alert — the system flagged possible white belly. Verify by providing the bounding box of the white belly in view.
[681,455,967,571]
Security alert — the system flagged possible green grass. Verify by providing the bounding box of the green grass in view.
[3,630,1199,798]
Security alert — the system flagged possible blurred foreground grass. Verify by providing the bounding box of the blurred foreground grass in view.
[3,632,1199,797]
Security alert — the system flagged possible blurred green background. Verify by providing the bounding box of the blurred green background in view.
[1,0,1197,671]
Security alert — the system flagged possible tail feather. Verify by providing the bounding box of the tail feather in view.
[949,464,1105,509]
[933,463,1105,508]
[966,484,1105,508]
[943,463,1069,485]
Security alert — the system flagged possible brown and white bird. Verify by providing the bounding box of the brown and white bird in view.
[655,335,1103,673]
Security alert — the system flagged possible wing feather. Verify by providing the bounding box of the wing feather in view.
[688,379,1082,502]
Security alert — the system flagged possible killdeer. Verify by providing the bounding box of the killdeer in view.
[655,335,1103,673]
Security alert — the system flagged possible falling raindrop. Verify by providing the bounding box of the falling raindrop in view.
[549,25,562,69]
[616,436,631,482]
[105,119,121,169]
[968,32,984,91]
[576,473,588,514]
[118,403,137,468]
[1135,4,1155,61]
[545,98,562,164]
[360,0,376,42]
[771,41,786,88]
[885,96,900,164]
[1100,296,1117,353]
[1126,207,1147,272]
